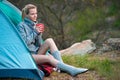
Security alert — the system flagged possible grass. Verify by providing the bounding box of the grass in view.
[62,54,120,80]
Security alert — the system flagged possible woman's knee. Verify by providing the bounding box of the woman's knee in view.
[45,38,54,44]
[46,38,54,42]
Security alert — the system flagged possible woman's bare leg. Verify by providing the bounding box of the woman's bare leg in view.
[37,38,63,63]
[32,54,59,67]
[37,38,58,55]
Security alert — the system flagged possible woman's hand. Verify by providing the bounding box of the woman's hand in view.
[35,23,44,33]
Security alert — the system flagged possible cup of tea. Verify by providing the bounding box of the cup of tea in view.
[36,23,45,32]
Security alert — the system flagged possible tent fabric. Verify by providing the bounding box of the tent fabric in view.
[0,0,22,26]
[0,0,44,79]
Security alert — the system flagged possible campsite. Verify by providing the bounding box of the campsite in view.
[0,0,120,80]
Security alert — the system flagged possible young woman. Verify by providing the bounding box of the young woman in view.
[17,4,88,76]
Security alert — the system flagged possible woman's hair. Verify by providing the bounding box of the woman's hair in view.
[22,4,37,19]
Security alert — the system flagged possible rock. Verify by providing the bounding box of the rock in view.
[96,38,120,54]
[60,39,96,55]
[105,38,120,50]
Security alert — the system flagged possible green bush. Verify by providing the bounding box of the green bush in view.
[67,7,105,42]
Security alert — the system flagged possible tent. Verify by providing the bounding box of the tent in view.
[0,0,44,79]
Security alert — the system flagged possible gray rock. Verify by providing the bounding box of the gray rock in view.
[60,39,96,55]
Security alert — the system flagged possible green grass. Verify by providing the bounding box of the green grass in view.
[62,54,120,80]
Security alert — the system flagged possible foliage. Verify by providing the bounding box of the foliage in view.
[66,7,105,42]
[114,19,120,29]
[105,0,120,29]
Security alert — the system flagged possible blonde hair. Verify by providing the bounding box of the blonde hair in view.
[22,4,37,19]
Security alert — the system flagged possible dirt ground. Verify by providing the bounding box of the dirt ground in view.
[44,71,106,80]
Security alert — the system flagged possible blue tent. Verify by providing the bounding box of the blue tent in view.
[0,0,44,79]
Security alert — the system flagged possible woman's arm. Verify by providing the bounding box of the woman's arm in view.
[17,23,37,45]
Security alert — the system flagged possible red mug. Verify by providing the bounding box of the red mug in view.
[36,23,45,32]
[36,23,44,28]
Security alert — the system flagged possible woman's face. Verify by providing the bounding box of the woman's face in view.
[27,8,37,22]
